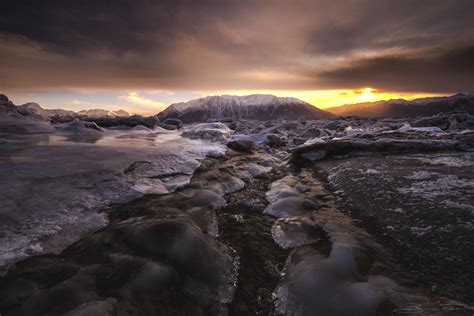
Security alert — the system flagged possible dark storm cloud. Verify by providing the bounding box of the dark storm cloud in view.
[1,0,474,92]
[0,0,258,55]
[306,0,474,55]
[318,45,474,93]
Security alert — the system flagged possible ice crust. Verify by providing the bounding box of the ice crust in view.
[0,128,226,272]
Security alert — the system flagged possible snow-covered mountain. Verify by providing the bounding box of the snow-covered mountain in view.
[20,103,76,118]
[157,94,334,123]
[18,102,130,119]
[0,94,157,129]
[0,95,54,134]
[328,93,474,118]
[77,109,130,118]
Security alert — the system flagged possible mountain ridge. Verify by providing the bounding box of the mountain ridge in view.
[327,93,474,117]
[19,102,130,119]
[158,94,334,123]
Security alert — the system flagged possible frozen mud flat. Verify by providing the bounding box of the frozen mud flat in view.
[0,128,226,273]
[264,170,471,316]
[317,151,474,302]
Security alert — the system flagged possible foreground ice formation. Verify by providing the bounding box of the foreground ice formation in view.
[264,172,391,315]
[181,122,233,142]
[0,141,293,314]
[264,175,316,217]
[274,245,386,316]
[0,218,239,315]
[0,127,226,272]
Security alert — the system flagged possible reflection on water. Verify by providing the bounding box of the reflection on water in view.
[62,131,104,143]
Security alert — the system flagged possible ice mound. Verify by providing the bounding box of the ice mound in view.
[52,119,106,142]
[125,158,201,194]
[0,217,239,314]
[274,245,385,316]
[207,175,246,195]
[264,175,318,217]
[153,125,176,134]
[272,217,325,249]
[130,125,154,132]
[229,152,281,180]
[235,162,272,179]
[264,197,310,217]
[265,176,300,203]
[56,119,104,132]
[181,122,233,142]
[188,189,227,209]
[125,220,237,303]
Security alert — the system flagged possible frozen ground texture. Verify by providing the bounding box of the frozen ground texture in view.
[0,125,226,273]
[317,152,474,301]
[264,171,450,316]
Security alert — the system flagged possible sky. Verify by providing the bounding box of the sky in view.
[1,0,473,115]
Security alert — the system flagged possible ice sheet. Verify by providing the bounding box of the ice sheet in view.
[0,128,226,273]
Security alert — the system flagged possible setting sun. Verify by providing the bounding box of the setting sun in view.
[358,87,375,100]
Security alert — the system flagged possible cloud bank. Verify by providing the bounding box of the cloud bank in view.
[1,0,473,94]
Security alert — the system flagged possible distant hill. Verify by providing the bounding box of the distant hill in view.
[0,93,156,128]
[76,109,130,118]
[327,93,474,118]
[157,94,334,123]
[0,95,54,133]
[19,103,130,119]
[20,102,76,118]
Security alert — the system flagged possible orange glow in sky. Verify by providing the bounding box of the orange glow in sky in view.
[7,88,448,116]
[207,88,443,110]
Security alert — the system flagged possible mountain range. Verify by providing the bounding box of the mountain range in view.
[3,93,474,125]
[19,102,130,119]
[157,94,335,123]
[327,93,474,117]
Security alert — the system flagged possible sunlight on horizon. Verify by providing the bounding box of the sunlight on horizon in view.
[5,88,447,115]
[209,88,444,110]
